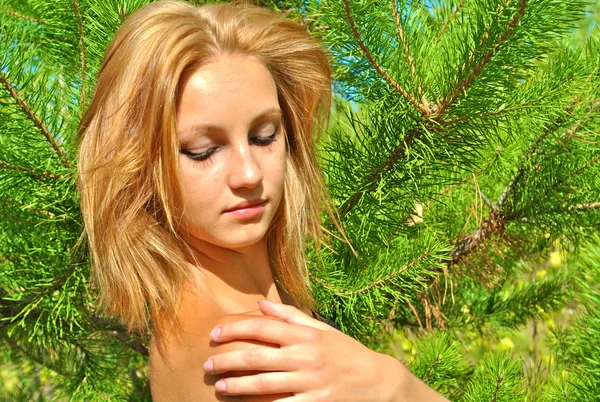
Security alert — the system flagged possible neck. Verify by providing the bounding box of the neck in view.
[185,236,283,314]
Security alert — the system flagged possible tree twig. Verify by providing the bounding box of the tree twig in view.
[0,195,57,219]
[407,300,424,329]
[562,153,600,184]
[436,0,528,117]
[71,0,87,108]
[309,248,433,297]
[422,355,441,383]
[435,0,465,42]
[508,153,600,220]
[521,201,600,217]
[450,211,506,265]
[0,72,71,168]
[5,336,69,377]
[390,0,429,110]
[0,286,149,357]
[0,159,62,180]
[1,7,46,25]
[340,127,421,216]
[479,189,498,213]
[497,114,564,208]
[342,0,430,116]
[569,201,600,211]
[491,373,504,402]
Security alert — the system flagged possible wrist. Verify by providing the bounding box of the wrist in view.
[379,353,408,402]
[379,353,449,402]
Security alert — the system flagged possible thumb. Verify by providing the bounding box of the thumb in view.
[258,300,332,331]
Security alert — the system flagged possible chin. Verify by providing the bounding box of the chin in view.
[223,229,269,250]
[187,226,269,251]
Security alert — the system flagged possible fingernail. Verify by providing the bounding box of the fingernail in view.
[215,380,227,393]
[203,359,213,373]
[209,326,221,340]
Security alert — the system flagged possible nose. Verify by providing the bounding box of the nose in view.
[227,142,264,190]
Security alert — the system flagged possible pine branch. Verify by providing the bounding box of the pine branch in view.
[337,0,531,216]
[339,127,421,215]
[479,189,498,213]
[440,104,531,124]
[0,159,63,180]
[414,132,597,324]
[1,7,46,25]
[0,254,34,264]
[88,315,149,357]
[435,0,465,42]
[560,99,600,141]
[422,354,441,383]
[0,286,149,358]
[507,150,600,220]
[436,0,528,117]
[310,248,433,296]
[4,336,70,377]
[0,195,57,219]
[562,153,600,183]
[497,125,552,208]
[504,98,600,219]
[0,72,71,168]
[569,201,600,211]
[407,299,424,328]
[496,98,589,209]
[523,201,600,217]
[491,373,504,402]
[450,211,506,266]
[71,0,87,108]
[341,0,430,117]
[0,209,38,224]
[390,0,430,110]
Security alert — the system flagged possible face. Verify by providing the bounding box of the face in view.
[175,54,286,251]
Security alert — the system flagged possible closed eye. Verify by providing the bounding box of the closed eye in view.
[181,148,216,162]
[251,123,280,145]
[251,133,277,145]
[181,123,280,163]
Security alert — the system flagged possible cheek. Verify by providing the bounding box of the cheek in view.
[269,148,287,190]
[179,159,218,211]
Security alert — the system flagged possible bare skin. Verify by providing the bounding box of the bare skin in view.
[149,54,448,401]
[150,53,293,401]
[149,271,292,401]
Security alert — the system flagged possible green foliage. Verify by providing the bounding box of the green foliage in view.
[0,0,599,400]
[407,331,470,397]
[544,235,600,400]
[462,351,526,402]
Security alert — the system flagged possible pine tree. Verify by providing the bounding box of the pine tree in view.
[0,0,599,401]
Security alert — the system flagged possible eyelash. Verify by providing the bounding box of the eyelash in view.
[182,128,280,163]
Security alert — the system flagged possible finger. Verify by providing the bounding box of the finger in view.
[272,395,313,402]
[216,372,311,396]
[205,347,305,374]
[258,300,333,331]
[211,317,319,346]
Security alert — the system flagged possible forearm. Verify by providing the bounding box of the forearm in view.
[381,354,450,402]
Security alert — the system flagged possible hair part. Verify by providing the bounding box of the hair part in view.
[77,0,335,357]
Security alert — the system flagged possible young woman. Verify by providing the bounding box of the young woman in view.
[77,1,448,400]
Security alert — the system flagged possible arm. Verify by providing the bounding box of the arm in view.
[381,354,450,402]
[205,301,449,402]
[149,313,292,401]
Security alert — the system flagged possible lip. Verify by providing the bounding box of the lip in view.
[223,199,267,213]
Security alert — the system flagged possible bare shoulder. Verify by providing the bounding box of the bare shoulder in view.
[149,291,285,401]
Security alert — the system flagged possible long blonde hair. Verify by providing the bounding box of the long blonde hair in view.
[77,0,334,347]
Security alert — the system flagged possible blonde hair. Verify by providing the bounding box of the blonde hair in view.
[77,0,334,350]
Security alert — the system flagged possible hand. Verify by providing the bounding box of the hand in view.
[202,300,405,401]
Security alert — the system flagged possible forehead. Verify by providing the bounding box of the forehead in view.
[176,55,280,137]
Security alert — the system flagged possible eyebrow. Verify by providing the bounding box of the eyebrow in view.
[177,107,282,137]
